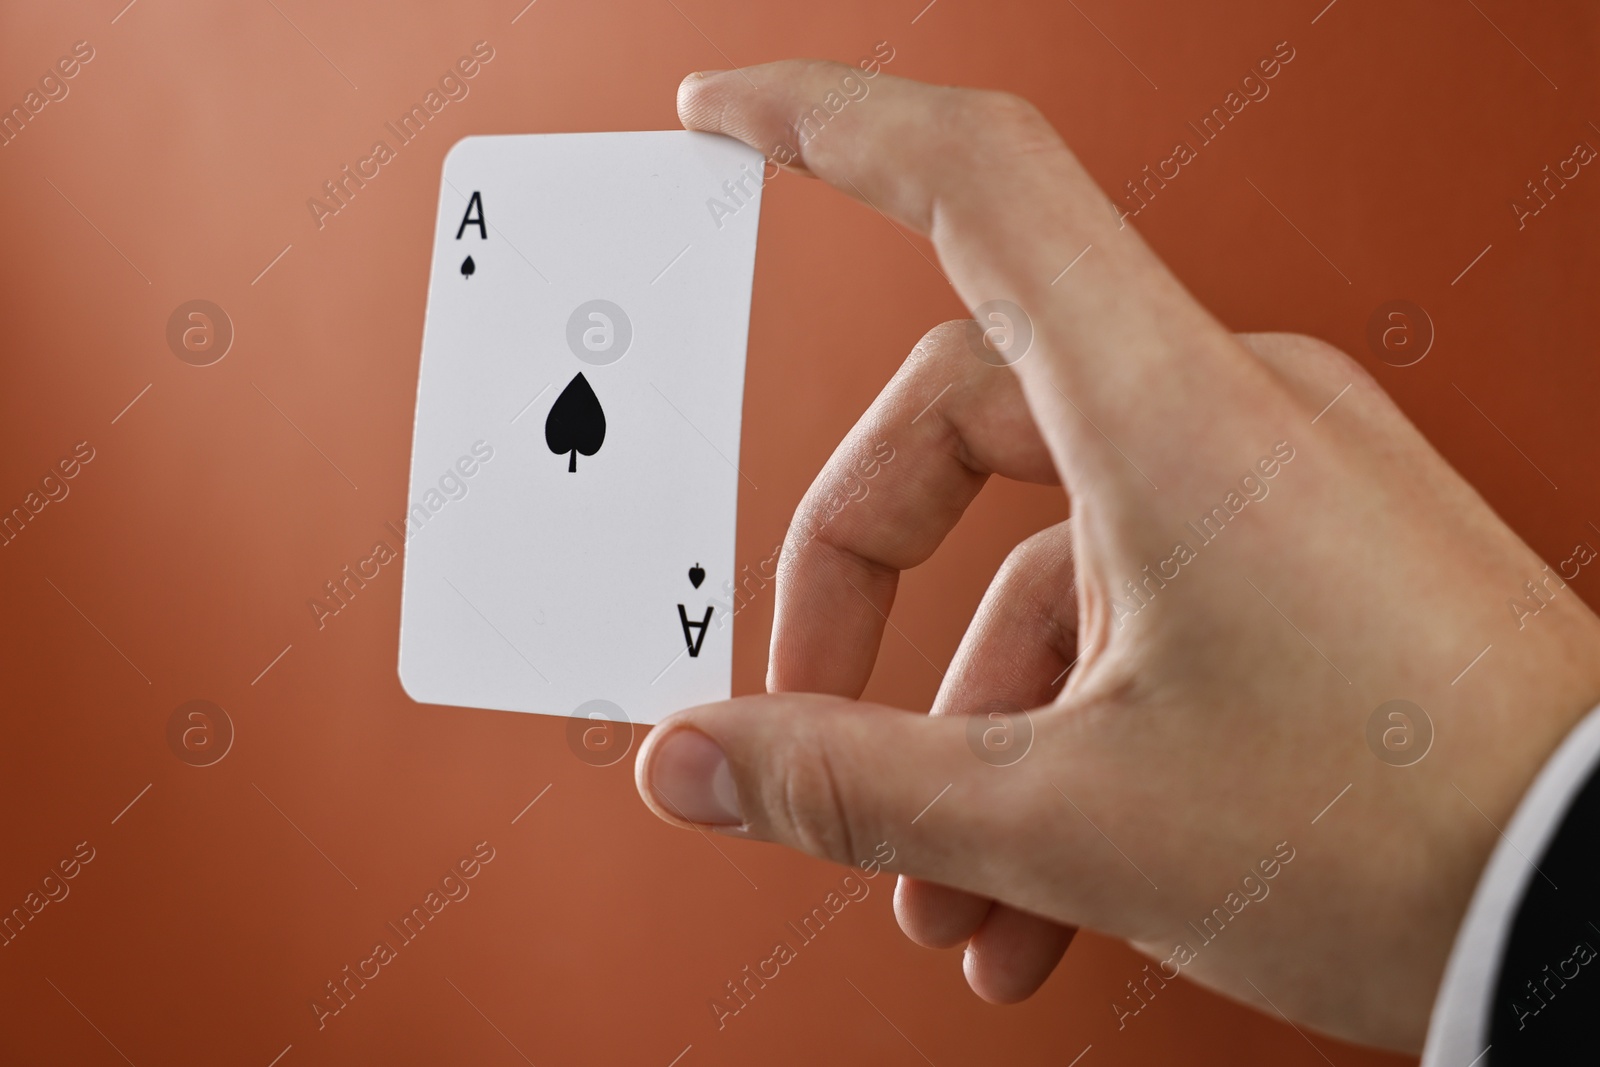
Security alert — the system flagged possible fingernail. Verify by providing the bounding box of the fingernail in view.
[649,729,743,825]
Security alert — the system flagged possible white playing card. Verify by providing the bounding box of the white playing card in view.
[398,131,764,726]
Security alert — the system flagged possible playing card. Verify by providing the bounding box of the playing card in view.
[398,131,764,727]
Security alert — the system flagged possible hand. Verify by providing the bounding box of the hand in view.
[633,60,1600,1051]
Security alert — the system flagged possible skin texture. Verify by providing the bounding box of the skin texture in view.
[632,61,1600,1051]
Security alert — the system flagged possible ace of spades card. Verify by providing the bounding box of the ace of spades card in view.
[398,132,764,726]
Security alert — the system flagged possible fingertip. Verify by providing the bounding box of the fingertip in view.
[675,63,819,178]
[963,942,1036,1005]
[638,694,982,882]
[634,715,743,829]
[894,875,993,949]
[676,70,728,131]
[633,718,677,824]
[963,912,1076,1004]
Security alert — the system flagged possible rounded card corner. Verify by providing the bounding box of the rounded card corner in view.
[441,134,486,174]
[396,654,433,707]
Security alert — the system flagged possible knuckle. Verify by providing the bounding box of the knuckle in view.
[912,319,978,361]
[898,321,991,464]
[771,727,862,867]
[988,525,1078,650]
[996,524,1073,594]
[953,89,1058,155]
[1244,330,1367,380]
[1281,332,1361,372]
[1317,339,1384,394]
[1240,331,1386,414]
[795,58,856,81]
[903,319,981,389]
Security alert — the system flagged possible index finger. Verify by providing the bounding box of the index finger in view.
[678,61,1288,510]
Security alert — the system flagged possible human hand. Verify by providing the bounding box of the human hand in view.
[633,60,1600,1050]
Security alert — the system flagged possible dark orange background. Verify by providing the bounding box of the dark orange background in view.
[2,1,1596,1063]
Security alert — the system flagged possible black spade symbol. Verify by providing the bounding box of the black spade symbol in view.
[688,563,705,588]
[460,255,476,279]
[545,372,606,472]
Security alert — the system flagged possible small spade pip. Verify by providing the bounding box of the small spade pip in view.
[545,372,606,472]
[688,563,705,588]
[460,255,476,279]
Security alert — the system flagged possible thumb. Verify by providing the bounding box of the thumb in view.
[635,694,1007,886]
